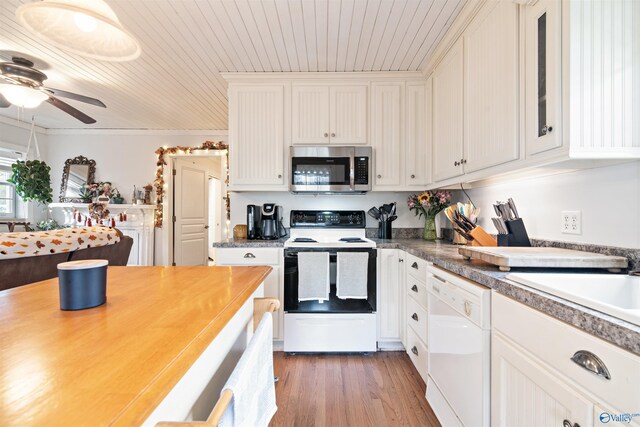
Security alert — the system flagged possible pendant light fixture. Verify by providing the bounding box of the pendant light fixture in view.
[0,85,48,108]
[16,0,141,62]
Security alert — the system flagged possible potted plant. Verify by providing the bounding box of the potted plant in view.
[110,187,124,204]
[8,160,53,204]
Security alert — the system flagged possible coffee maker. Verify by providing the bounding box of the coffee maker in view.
[247,204,285,240]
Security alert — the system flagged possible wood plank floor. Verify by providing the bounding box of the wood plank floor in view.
[270,351,441,427]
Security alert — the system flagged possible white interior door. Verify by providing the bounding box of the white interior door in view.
[174,158,208,266]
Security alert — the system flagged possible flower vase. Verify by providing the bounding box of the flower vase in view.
[423,214,437,241]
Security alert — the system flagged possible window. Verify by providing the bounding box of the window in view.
[0,150,25,219]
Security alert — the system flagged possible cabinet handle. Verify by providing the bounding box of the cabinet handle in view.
[541,125,554,135]
[277,174,282,178]
[411,346,419,356]
[432,285,440,294]
[243,253,256,259]
[570,350,611,380]
[464,301,472,316]
[411,262,419,270]
[377,174,382,178]
[324,132,329,137]
[411,284,418,293]
[410,174,415,179]
[454,161,459,166]
[331,132,336,137]
[399,258,404,263]
[563,420,580,427]
[461,159,467,164]
[411,313,419,321]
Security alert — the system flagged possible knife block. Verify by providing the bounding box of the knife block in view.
[498,218,531,247]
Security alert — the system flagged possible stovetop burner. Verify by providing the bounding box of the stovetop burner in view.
[293,237,318,243]
[339,237,366,243]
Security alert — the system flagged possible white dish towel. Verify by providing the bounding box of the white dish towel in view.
[219,312,277,427]
[297,252,330,302]
[336,252,369,299]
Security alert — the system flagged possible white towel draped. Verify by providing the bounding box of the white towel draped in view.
[297,252,330,302]
[219,313,277,427]
[336,252,369,299]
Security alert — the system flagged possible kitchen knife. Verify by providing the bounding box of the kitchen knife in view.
[507,198,519,219]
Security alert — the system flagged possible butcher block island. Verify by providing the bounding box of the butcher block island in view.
[0,265,272,427]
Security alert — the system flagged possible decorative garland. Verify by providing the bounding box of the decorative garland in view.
[153,140,229,228]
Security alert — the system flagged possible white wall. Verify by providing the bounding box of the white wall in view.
[231,191,426,230]
[464,161,640,248]
[45,131,227,202]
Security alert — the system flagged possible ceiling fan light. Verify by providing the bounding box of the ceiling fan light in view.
[0,85,48,108]
[16,0,141,62]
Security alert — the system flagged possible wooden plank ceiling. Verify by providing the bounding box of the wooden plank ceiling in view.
[0,0,465,130]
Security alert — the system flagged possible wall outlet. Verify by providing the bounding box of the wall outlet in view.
[561,211,582,234]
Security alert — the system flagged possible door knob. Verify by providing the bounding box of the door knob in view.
[204,225,209,229]
[411,346,418,356]
[331,132,336,137]
[411,313,419,321]
[377,174,382,178]
[324,132,329,137]
[277,174,282,178]
[410,174,415,179]
[411,284,418,293]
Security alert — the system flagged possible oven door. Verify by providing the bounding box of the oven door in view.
[284,247,376,313]
[289,146,354,193]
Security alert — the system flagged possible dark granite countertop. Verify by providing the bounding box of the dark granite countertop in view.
[213,237,640,355]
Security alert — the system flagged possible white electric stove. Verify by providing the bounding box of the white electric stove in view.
[283,210,377,353]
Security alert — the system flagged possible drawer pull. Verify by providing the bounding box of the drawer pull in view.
[411,262,419,270]
[464,301,472,316]
[563,420,580,427]
[411,346,419,356]
[432,285,440,294]
[432,274,446,284]
[243,253,256,259]
[411,313,419,321]
[570,350,611,380]
[411,284,418,293]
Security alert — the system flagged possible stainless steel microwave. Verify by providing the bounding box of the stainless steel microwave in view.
[289,146,372,194]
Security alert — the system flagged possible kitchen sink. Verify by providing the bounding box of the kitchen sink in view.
[506,273,640,326]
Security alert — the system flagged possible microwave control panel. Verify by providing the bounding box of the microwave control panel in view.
[354,157,369,185]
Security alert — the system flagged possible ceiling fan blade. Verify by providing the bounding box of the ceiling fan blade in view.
[0,93,10,108]
[46,96,97,124]
[42,87,106,108]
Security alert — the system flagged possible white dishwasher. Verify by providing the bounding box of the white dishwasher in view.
[426,266,491,427]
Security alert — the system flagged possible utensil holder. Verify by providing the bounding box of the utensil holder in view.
[498,218,531,247]
[378,221,393,239]
[469,226,497,247]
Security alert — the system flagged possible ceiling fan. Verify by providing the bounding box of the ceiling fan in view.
[0,57,106,124]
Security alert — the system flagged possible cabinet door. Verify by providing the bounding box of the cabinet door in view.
[229,85,285,186]
[405,81,431,186]
[377,249,402,342]
[432,39,464,182]
[464,0,519,173]
[263,265,282,340]
[492,334,593,427]
[525,0,562,156]
[329,85,368,145]
[371,82,403,188]
[292,85,330,145]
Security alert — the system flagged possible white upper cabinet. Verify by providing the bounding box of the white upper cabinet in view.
[371,82,403,188]
[330,85,368,145]
[464,0,519,173]
[228,84,286,189]
[292,85,330,145]
[524,0,563,156]
[567,0,640,158]
[292,84,367,145]
[432,38,465,182]
[405,81,431,187]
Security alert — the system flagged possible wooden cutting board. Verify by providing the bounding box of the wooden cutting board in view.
[458,246,628,272]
